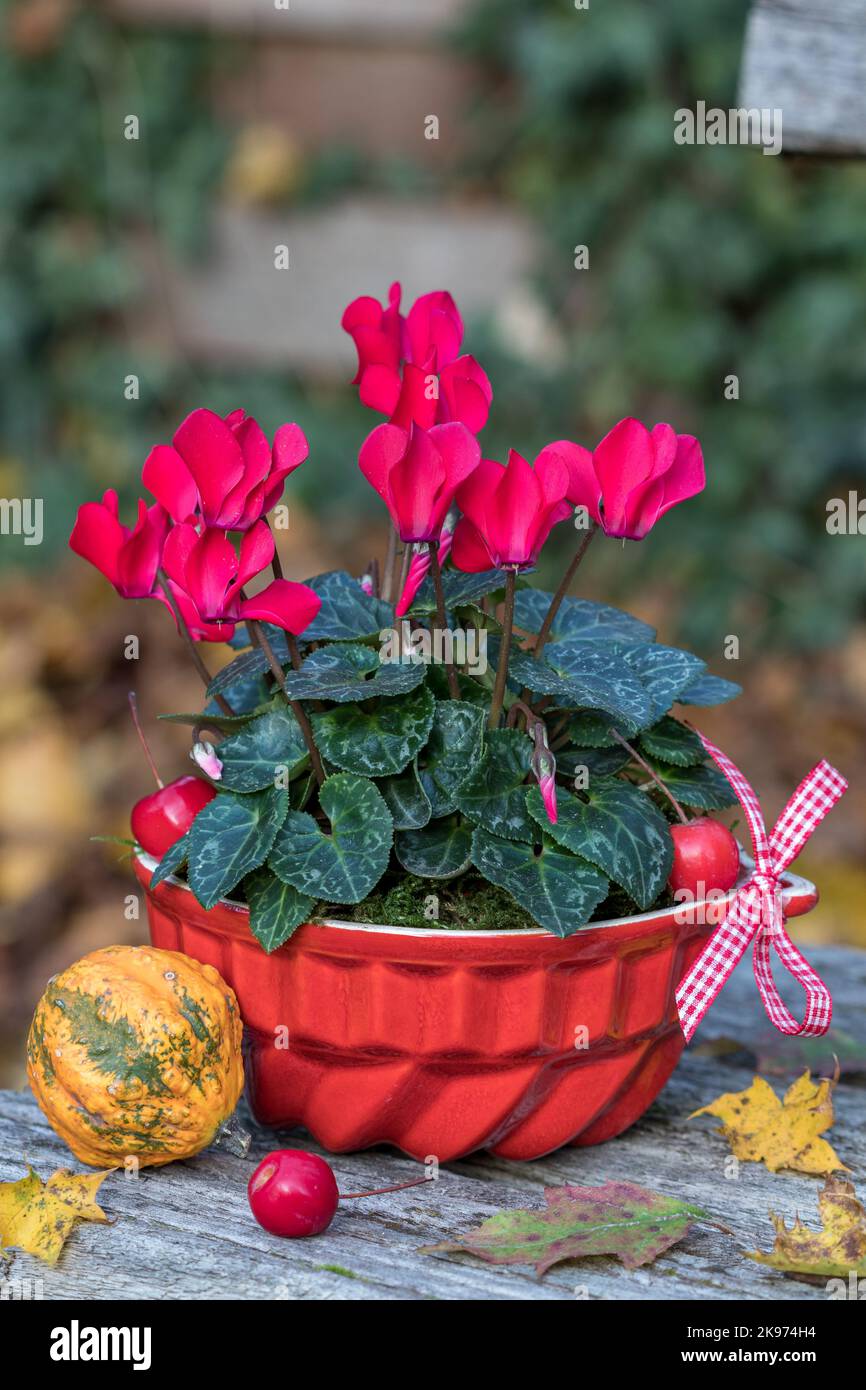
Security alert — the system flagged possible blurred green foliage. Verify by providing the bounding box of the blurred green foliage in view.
[0,6,231,556]
[453,0,866,650]
[3,0,864,657]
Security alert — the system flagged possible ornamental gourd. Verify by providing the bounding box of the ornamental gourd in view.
[26,945,244,1168]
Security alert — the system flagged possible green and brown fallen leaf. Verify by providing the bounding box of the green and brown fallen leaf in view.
[748,1174,866,1280]
[0,1165,114,1265]
[690,1069,846,1176]
[420,1180,720,1276]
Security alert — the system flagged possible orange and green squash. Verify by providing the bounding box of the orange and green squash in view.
[26,945,244,1168]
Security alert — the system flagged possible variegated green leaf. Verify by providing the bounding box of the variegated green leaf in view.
[244,869,314,952]
[379,760,432,830]
[187,787,289,909]
[677,673,742,706]
[639,716,705,767]
[395,819,473,879]
[311,686,435,777]
[281,642,426,704]
[268,773,393,904]
[646,759,738,810]
[301,569,394,641]
[527,780,673,910]
[417,700,486,816]
[471,828,608,937]
[218,709,309,792]
[514,592,655,645]
[456,728,537,842]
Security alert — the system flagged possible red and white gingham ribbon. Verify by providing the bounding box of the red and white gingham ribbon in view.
[675,733,847,1043]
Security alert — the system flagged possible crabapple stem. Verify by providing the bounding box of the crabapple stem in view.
[128,692,163,789]
[340,1175,435,1200]
[608,727,689,824]
[428,541,460,699]
[488,568,517,729]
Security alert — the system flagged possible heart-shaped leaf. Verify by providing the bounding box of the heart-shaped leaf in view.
[188,787,288,909]
[646,759,737,809]
[218,709,309,792]
[527,781,673,910]
[503,641,653,731]
[395,819,473,879]
[207,642,290,698]
[418,700,486,816]
[623,643,706,716]
[311,685,435,777]
[302,569,394,641]
[567,712,630,747]
[515,591,655,645]
[244,868,314,952]
[281,643,427,704]
[379,760,432,830]
[411,567,508,615]
[456,728,537,842]
[471,829,608,937]
[268,773,393,903]
[677,672,742,706]
[639,716,705,767]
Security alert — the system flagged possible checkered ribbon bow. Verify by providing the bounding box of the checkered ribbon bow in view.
[675,733,847,1043]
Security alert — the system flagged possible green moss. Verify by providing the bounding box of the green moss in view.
[314,871,538,931]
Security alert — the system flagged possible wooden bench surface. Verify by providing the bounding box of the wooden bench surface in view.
[2,945,863,1301]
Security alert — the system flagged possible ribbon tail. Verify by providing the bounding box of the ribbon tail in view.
[752,925,833,1037]
[676,890,758,1043]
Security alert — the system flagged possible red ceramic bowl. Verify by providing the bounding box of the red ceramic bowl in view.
[134,854,816,1163]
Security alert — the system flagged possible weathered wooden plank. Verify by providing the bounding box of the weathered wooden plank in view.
[2,946,862,1301]
[137,201,535,374]
[740,0,866,154]
[109,0,467,43]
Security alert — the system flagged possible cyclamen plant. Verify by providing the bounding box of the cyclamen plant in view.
[71,283,742,950]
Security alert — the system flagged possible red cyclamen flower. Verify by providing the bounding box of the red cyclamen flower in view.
[451,449,572,572]
[342,282,492,435]
[544,417,705,541]
[359,422,480,544]
[143,408,308,532]
[161,520,320,642]
[395,528,454,618]
[69,490,168,598]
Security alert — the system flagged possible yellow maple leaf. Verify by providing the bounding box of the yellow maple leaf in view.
[690,1069,847,1175]
[748,1175,866,1279]
[0,1166,114,1265]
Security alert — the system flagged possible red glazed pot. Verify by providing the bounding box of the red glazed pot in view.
[134,854,817,1163]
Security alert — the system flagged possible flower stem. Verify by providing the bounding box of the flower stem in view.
[532,523,598,664]
[247,619,325,786]
[428,541,460,699]
[157,571,234,718]
[381,525,398,603]
[488,568,517,729]
[608,727,689,823]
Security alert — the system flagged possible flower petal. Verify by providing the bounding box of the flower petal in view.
[142,445,199,524]
[451,516,496,572]
[240,579,322,636]
[173,408,246,528]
